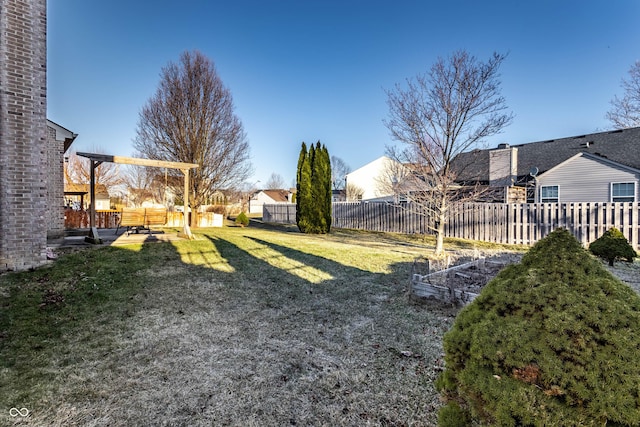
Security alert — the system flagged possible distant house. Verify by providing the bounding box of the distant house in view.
[452,127,640,203]
[64,183,111,210]
[344,156,412,202]
[249,189,293,214]
[332,189,346,202]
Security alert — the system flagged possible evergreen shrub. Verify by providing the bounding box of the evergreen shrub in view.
[235,212,249,227]
[437,228,640,426]
[589,227,637,266]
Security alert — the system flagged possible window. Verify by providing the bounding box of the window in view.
[540,185,559,203]
[611,182,636,202]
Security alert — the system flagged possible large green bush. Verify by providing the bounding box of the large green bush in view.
[589,227,637,266]
[437,228,640,426]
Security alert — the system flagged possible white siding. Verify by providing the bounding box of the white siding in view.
[536,154,639,203]
[345,156,405,201]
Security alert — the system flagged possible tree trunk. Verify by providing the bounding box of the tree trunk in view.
[435,212,446,255]
[435,197,447,255]
[190,210,198,228]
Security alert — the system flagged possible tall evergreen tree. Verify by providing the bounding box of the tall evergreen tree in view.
[312,143,331,232]
[296,142,311,232]
[296,141,332,234]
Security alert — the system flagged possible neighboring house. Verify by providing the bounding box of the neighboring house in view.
[344,156,412,202]
[452,127,640,203]
[535,152,639,203]
[47,119,78,239]
[64,183,111,210]
[332,189,346,202]
[249,189,293,214]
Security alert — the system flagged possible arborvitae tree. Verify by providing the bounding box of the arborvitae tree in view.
[437,228,640,426]
[296,141,331,234]
[320,145,332,232]
[296,142,312,233]
[307,143,320,232]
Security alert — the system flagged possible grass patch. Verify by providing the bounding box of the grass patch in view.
[0,225,519,426]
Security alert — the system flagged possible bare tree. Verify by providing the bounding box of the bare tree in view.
[65,150,124,188]
[373,156,414,202]
[330,155,351,190]
[385,50,513,255]
[134,50,252,226]
[607,61,640,129]
[264,172,285,189]
[122,165,165,208]
[346,182,364,201]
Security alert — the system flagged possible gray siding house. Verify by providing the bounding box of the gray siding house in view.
[535,152,639,203]
[452,127,640,203]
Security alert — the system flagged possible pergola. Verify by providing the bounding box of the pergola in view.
[77,152,198,243]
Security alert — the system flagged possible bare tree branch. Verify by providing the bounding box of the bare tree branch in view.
[65,150,124,189]
[607,61,640,129]
[384,50,513,254]
[264,173,285,189]
[345,183,364,201]
[330,156,351,190]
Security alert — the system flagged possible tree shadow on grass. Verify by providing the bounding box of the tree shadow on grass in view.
[1,229,453,426]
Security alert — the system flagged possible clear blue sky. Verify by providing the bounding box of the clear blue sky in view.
[47,0,640,188]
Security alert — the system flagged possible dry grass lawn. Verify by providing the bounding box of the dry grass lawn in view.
[0,223,523,426]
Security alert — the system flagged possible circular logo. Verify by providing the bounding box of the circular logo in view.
[9,407,30,417]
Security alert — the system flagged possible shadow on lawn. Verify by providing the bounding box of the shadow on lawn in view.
[1,228,446,426]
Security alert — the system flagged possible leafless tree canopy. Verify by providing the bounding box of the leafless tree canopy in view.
[373,157,413,202]
[384,50,512,254]
[607,61,640,129]
[264,172,286,190]
[65,150,124,189]
[330,156,351,190]
[345,182,364,201]
[134,50,252,213]
[122,165,166,207]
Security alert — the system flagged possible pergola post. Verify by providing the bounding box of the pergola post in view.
[178,168,194,239]
[85,159,103,244]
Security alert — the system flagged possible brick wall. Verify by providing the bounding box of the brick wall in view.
[46,125,65,239]
[0,0,48,271]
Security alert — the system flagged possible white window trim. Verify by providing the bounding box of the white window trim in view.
[610,181,636,203]
[540,185,559,203]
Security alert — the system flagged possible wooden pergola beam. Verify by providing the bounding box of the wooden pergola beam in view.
[76,152,199,243]
[76,152,198,170]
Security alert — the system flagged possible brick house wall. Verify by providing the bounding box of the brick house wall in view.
[0,0,48,271]
[46,125,65,239]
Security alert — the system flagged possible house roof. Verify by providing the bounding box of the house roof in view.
[452,126,640,183]
[543,151,640,177]
[261,189,290,202]
[47,119,78,152]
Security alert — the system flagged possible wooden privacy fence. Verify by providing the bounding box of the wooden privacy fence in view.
[64,210,224,229]
[262,203,297,224]
[263,202,640,250]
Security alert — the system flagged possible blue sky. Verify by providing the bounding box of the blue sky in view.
[47,0,640,187]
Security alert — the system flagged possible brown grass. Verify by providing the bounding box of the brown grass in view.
[1,224,522,426]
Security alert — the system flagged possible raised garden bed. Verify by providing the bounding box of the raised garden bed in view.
[411,254,520,305]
